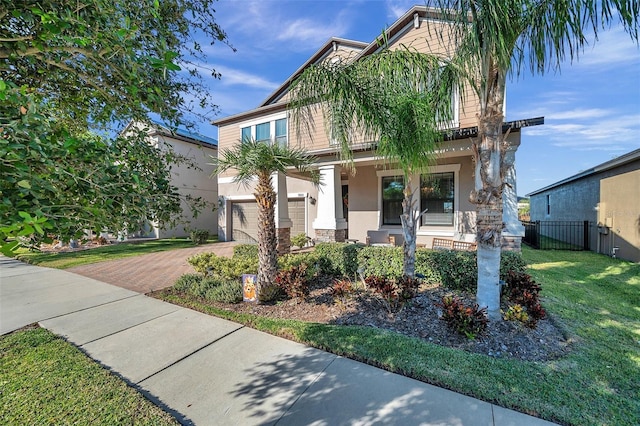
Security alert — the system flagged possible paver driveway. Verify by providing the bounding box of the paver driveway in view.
[67,242,238,293]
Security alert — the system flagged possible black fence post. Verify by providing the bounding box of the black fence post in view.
[583,221,590,250]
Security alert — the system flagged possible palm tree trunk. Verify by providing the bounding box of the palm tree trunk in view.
[255,173,278,298]
[400,180,417,278]
[472,65,506,320]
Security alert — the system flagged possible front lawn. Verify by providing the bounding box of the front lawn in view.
[0,327,177,425]
[156,247,640,426]
[13,238,218,269]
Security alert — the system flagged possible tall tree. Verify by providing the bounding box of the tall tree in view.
[213,139,319,296]
[422,0,638,318]
[1,0,229,252]
[290,50,456,278]
[1,0,229,127]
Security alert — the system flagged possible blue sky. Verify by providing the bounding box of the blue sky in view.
[192,0,640,197]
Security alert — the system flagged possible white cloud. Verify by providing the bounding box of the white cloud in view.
[213,65,280,91]
[276,17,349,45]
[574,26,640,69]
[525,110,640,151]
[550,108,610,120]
[385,0,415,20]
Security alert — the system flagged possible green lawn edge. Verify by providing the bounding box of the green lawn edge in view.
[0,327,178,425]
[12,238,218,269]
[154,247,640,426]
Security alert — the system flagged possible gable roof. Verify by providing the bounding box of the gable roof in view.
[259,37,368,107]
[527,148,640,196]
[213,5,457,128]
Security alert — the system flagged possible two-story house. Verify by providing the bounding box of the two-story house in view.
[213,5,540,250]
[122,120,219,239]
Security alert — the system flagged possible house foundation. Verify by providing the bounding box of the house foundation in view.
[314,228,346,243]
[276,227,291,255]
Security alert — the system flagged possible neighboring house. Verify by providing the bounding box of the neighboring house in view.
[528,148,640,262]
[122,120,219,239]
[213,6,541,250]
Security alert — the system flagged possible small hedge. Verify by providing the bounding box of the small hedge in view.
[314,242,360,277]
[233,244,258,258]
[172,273,242,303]
[189,229,209,245]
[187,241,527,293]
[188,251,258,280]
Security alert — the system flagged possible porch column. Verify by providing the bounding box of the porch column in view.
[273,172,292,255]
[502,143,525,251]
[312,165,347,242]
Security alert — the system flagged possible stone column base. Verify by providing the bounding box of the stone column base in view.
[314,229,346,243]
[501,235,522,252]
[276,228,291,255]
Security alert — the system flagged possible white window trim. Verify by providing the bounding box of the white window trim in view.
[417,164,461,235]
[238,112,288,145]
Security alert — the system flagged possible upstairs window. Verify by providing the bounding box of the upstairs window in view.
[240,118,287,146]
[275,118,287,147]
[420,172,455,226]
[255,122,270,143]
[241,127,251,143]
[382,176,404,225]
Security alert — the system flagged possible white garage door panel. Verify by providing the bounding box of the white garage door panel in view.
[231,199,305,243]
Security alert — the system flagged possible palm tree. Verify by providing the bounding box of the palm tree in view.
[419,0,638,318]
[294,1,638,318]
[291,51,455,277]
[213,139,319,296]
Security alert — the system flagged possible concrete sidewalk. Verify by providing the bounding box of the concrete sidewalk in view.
[1,256,556,425]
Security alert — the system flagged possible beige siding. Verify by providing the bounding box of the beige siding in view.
[599,170,640,262]
[156,135,218,238]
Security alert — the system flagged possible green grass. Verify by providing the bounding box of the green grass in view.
[156,247,640,426]
[13,237,218,269]
[0,327,177,425]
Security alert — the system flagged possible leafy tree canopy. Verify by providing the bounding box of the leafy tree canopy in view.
[1,0,230,127]
[1,0,229,253]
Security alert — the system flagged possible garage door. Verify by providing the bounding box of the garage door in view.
[231,198,305,243]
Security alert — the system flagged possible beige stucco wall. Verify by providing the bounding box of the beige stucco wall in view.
[155,135,218,238]
[599,169,640,262]
[342,155,476,246]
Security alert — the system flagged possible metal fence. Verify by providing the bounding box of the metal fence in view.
[522,220,591,250]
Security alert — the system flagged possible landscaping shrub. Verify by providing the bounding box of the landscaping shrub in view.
[428,250,477,291]
[414,249,443,284]
[204,281,243,303]
[189,229,209,245]
[357,246,403,278]
[173,273,203,293]
[258,283,285,304]
[172,273,231,299]
[330,279,354,298]
[503,271,546,327]
[364,274,420,312]
[290,233,309,250]
[275,264,310,300]
[396,275,421,300]
[438,295,488,339]
[502,304,530,324]
[233,244,258,259]
[500,251,527,277]
[187,252,258,280]
[314,242,361,277]
[278,252,319,279]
